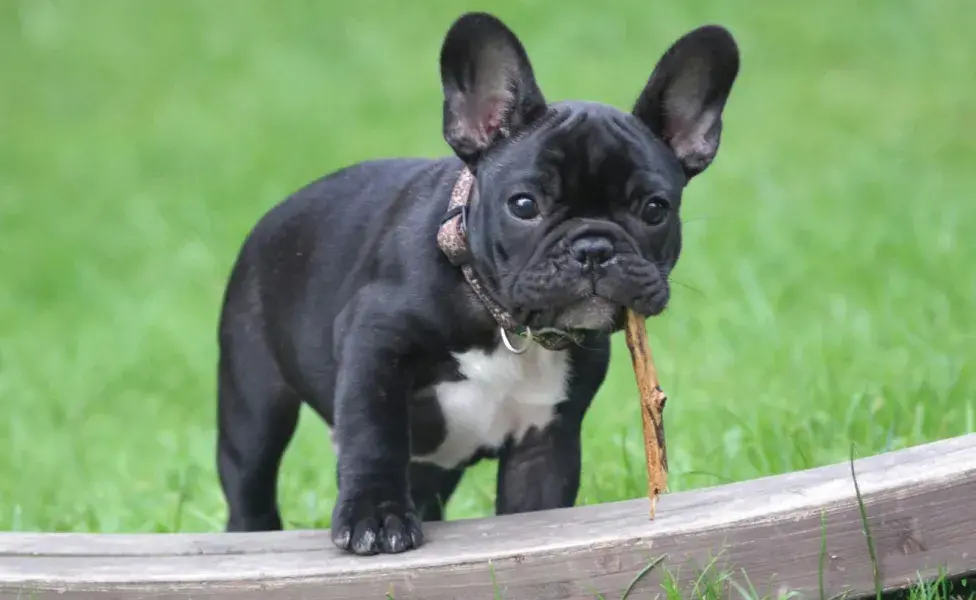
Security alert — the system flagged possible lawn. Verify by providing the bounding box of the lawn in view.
[1,0,973,542]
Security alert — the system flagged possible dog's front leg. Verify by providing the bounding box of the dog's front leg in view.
[329,310,423,555]
[495,336,611,514]
[495,417,583,515]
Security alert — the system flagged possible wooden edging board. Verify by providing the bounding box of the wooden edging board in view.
[1,433,974,599]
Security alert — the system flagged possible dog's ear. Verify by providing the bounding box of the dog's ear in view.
[439,12,547,165]
[632,25,740,178]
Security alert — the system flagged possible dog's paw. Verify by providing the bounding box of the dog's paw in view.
[330,492,424,555]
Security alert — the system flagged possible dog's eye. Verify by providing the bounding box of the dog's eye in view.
[507,195,540,220]
[641,197,670,226]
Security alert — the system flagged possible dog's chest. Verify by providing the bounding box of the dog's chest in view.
[412,344,572,469]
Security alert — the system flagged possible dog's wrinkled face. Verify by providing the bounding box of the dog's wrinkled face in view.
[439,13,740,333]
[468,102,686,332]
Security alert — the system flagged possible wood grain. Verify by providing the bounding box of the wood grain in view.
[623,309,668,518]
[1,434,974,600]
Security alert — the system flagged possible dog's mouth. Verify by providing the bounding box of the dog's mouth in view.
[509,257,671,334]
[498,223,674,336]
[546,295,623,332]
[518,289,658,336]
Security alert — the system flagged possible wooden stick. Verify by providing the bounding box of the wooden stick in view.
[623,308,669,518]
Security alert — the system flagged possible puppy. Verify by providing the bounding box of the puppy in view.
[215,11,739,555]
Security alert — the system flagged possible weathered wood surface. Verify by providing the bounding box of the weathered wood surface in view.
[1,434,974,600]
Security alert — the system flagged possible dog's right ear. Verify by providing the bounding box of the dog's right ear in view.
[439,12,547,166]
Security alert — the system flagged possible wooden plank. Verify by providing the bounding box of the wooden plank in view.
[1,434,974,599]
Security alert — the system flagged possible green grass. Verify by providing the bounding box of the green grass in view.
[1,0,974,557]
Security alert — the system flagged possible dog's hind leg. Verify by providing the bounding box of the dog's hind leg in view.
[217,345,300,531]
[216,287,301,532]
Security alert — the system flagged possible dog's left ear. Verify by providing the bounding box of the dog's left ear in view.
[439,12,547,165]
[633,25,740,178]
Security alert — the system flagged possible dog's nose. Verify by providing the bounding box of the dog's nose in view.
[570,236,615,270]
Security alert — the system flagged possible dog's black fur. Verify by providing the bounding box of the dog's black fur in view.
[216,12,739,555]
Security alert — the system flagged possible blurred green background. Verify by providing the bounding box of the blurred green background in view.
[1,0,973,533]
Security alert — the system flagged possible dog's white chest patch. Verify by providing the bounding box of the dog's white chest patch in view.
[412,343,572,469]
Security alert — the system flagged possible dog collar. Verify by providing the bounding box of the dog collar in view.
[436,167,584,353]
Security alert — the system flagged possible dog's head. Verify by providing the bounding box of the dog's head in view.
[439,12,739,333]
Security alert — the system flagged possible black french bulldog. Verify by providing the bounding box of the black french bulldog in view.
[216,11,739,555]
